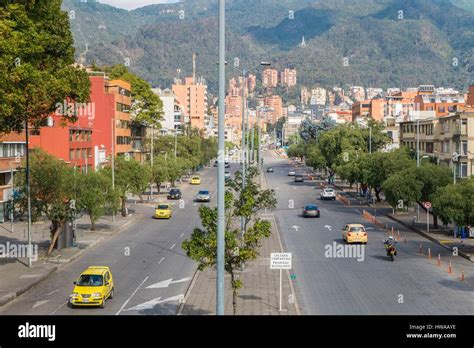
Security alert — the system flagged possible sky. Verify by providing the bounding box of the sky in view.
[98,0,180,10]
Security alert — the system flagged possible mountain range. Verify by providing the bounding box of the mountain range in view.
[63,0,474,94]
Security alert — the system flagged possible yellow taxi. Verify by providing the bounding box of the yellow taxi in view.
[342,224,368,244]
[190,176,201,185]
[155,203,172,219]
[69,266,114,308]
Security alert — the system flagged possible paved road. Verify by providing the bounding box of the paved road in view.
[264,150,474,315]
[0,164,232,316]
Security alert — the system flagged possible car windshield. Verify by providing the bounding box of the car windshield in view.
[77,274,103,287]
[193,177,200,180]
[325,189,334,193]
[198,191,209,195]
[170,189,180,194]
[305,205,318,210]
[157,205,169,209]
[350,226,365,232]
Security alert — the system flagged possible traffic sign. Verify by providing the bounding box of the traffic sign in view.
[270,252,292,270]
[423,202,432,209]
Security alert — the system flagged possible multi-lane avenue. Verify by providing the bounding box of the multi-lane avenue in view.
[264,150,474,315]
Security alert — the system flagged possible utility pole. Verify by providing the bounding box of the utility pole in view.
[240,69,247,238]
[111,118,115,222]
[416,118,420,222]
[258,108,263,185]
[216,0,226,316]
[150,125,154,201]
[25,120,32,267]
[250,124,255,164]
[369,125,372,154]
[174,128,178,157]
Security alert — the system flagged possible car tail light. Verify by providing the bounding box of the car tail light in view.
[347,233,351,236]
[363,233,367,236]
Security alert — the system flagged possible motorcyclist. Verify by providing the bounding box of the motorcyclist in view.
[383,236,398,256]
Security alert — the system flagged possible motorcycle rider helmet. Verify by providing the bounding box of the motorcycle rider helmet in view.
[388,236,393,240]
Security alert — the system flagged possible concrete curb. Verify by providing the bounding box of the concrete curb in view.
[0,265,57,307]
[177,268,200,315]
[385,213,473,262]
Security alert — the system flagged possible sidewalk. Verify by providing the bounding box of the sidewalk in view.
[0,212,137,307]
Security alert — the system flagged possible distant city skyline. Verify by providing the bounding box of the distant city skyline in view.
[98,0,179,10]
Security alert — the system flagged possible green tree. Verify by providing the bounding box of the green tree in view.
[432,178,474,227]
[75,170,114,231]
[108,157,151,216]
[286,143,305,161]
[382,169,422,210]
[101,64,163,127]
[152,156,170,193]
[0,0,91,133]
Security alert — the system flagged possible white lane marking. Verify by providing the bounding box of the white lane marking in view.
[20,274,42,279]
[33,300,50,309]
[292,225,299,231]
[158,257,165,264]
[324,225,333,232]
[51,300,68,315]
[116,276,149,316]
[179,233,184,239]
[146,277,192,289]
[123,294,185,312]
[46,289,59,296]
[170,243,176,250]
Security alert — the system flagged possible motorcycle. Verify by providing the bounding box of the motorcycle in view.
[385,243,397,262]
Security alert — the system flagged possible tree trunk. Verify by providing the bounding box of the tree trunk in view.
[433,214,438,229]
[90,212,96,231]
[139,194,144,203]
[230,271,237,315]
[156,182,161,194]
[46,220,62,257]
[121,196,127,217]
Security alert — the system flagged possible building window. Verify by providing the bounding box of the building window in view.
[438,106,445,113]
[459,163,467,178]
[116,136,131,145]
[69,149,74,160]
[116,103,130,113]
[0,143,26,158]
[461,141,468,156]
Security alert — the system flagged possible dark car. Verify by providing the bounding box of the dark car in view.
[294,174,304,182]
[302,204,320,218]
[167,188,182,200]
[267,167,274,173]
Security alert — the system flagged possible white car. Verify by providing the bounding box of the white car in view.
[224,171,231,179]
[320,188,336,200]
[288,170,296,176]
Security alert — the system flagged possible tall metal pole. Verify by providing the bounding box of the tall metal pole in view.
[258,108,263,185]
[369,125,372,154]
[240,69,247,238]
[10,163,14,233]
[150,125,154,200]
[174,129,178,157]
[250,124,255,164]
[25,120,32,267]
[111,118,115,222]
[416,119,420,221]
[216,0,226,316]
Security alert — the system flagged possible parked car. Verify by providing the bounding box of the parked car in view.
[225,171,231,179]
[302,204,320,218]
[320,188,336,200]
[294,174,304,182]
[288,170,296,176]
[167,188,182,200]
[196,190,211,202]
[267,167,274,173]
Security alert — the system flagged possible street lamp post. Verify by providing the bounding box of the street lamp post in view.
[150,125,154,201]
[25,120,32,267]
[111,118,115,222]
[216,0,226,316]
[416,119,420,222]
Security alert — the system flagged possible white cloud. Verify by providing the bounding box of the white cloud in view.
[98,0,180,11]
